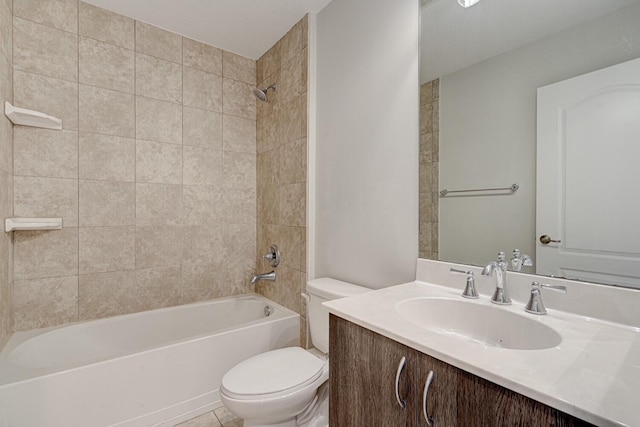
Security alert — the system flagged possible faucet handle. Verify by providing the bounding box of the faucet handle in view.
[450,268,479,299]
[524,281,567,315]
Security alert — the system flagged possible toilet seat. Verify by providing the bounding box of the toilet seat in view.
[221,347,327,401]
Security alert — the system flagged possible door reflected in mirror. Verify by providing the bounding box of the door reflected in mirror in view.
[419,0,640,288]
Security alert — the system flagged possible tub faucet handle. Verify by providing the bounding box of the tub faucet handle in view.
[262,245,280,267]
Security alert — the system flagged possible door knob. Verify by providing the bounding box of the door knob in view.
[539,235,561,245]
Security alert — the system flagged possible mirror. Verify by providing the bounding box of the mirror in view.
[419,0,640,288]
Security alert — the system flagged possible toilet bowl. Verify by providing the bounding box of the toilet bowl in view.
[220,278,370,427]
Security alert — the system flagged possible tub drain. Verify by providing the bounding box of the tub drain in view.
[264,305,274,317]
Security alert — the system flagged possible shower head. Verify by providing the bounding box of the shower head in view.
[254,83,277,102]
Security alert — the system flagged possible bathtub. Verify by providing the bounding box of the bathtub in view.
[0,294,299,426]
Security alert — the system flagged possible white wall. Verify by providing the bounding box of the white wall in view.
[439,2,640,267]
[313,0,420,288]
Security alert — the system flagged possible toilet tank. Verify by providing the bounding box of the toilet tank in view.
[306,278,370,354]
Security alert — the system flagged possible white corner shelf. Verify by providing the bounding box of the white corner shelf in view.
[4,102,62,130]
[5,218,63,232]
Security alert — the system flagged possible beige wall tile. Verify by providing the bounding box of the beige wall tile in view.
[14,176,78,226]
[135,21,182,64]
[79,36,134,93]
[420,81,433,106]
[136,226,182,269]
[135,266,182,310]
[223,78,256,119]
[79,180,135,226]
[14,70,79,130]
[183,67,222,111]
[420,102,433,135]
[136,97,182,144]
[433,132,439,162]
[183,107,222,149]
[280,53,305,101]
[279,22,302,64]
[300,15,308,49]
[183,38,222,76]
[257,45,280,86]
[223,151,256,189]
[183,186,223,226]
[13,17,77,81]
[0,115,11,175]
[223,115,256,154]
[14,0,77,32]
[223,222,255,266]
[274,139,305,185]
[14,128,78,178]
[79,226,135,273]
[13,275,78,330]
[0,0,12,62]
[136,183,182,226]
[182,261,223,303]
[79,84,135,138]
[256,112,277,154]
[182,225,224,265]
[276,182,305,227]
[277,95,303,144]
[183,146,222,186]
[420,132,433,163]
[136,140,182,184]
[136,53,182,104]
[0,54,11,174]
[223,51,255,85]
[222,188,256,225]
[14,228,78,280]
[78,2,134,49]
[79,132,135,182]
[78,270,136,320]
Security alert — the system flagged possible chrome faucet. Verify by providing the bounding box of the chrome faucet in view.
[251,271,276,284]
[482,251,511,305]
[510,249,533,272]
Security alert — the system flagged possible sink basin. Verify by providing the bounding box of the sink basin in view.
[395,297,561,350]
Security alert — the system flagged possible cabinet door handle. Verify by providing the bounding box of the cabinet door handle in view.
[422,370,435,426]
[394,356,407,409]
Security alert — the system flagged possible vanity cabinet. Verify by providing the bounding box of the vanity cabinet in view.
[329,315,593,427]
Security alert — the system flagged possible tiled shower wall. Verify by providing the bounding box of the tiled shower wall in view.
[0,0,14,348]
[10,1,257,331]
[255,17,308,339]
[419,79,439,260]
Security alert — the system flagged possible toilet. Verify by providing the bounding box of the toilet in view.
[220,278,370,427]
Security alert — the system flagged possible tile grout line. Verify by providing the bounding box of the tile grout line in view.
[75,0,80,322]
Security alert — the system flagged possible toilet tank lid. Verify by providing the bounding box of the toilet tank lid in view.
[307,278,371,300]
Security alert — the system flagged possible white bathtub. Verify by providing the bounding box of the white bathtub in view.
[0,294,299,426]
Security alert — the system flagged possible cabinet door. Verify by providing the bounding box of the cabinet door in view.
[330,315,409,427]
[407,348,457,427]
[456,370,594,427]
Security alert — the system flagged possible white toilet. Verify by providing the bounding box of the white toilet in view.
[220,278,369,427]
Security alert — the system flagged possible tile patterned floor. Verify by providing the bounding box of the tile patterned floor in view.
[176,405,242,427]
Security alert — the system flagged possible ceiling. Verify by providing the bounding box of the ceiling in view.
[83,0,333,60]
[421,0,639,83]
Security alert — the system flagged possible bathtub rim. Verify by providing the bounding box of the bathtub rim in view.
[0,293,299,387]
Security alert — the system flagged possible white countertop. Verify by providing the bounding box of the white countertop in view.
[324,280,640,427]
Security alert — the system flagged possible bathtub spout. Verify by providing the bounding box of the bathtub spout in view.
[251,271,276,284]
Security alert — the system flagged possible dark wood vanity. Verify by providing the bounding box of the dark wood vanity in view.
[329,315,593,426]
